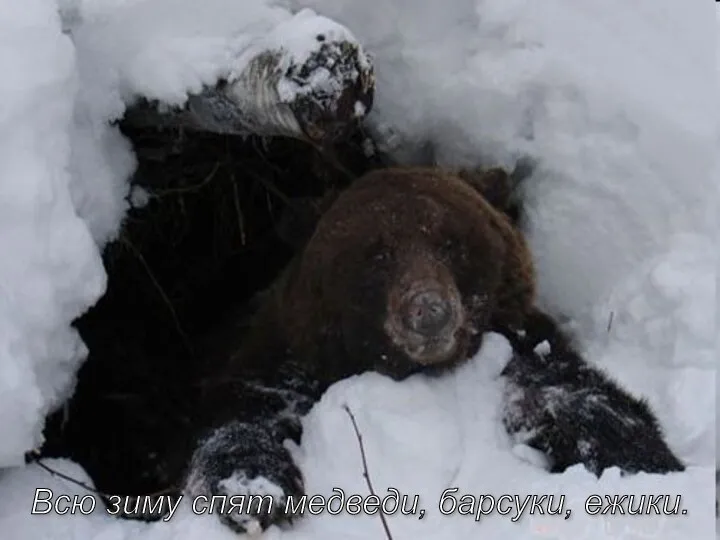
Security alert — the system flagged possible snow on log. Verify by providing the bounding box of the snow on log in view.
[120,9,375,143]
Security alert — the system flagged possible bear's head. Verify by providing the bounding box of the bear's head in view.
[277,166,535,383]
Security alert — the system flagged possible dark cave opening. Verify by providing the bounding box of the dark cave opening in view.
[38,123,382,499]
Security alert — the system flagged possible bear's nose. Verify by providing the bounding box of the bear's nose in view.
[402,291,452,337]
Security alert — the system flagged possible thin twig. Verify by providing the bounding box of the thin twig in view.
[119,236,194,356]
[151,162,221,197]
[31,454,176,500]
[244,167,294,209]
[34,457,108,498]
[607,311,614,334]
[343,404,394,540]
[231,173,246,245]
[311,142,356,181]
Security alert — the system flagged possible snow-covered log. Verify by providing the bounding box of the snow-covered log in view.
[120,10,375,142]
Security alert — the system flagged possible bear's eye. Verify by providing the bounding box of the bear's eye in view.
[365,239,393,267]
[373,248,394,263]
[438,239,456,260]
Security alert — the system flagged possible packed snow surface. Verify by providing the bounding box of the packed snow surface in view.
[0,0,715,539]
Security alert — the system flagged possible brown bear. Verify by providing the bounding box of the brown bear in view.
[244,165,535,385]
[173,165,683,534]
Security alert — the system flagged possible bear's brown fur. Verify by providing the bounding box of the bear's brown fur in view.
[233,165,535,385]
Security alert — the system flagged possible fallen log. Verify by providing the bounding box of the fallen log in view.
[121,12,375,145]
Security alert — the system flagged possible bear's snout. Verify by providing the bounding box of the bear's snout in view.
[401,290,452,338]
[384,272,464,367]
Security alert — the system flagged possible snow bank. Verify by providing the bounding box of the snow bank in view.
[585,233,715,467]
[0,0,107,466]
[0,0,715,538]
[0,336,714,539]
[64,0,291,108]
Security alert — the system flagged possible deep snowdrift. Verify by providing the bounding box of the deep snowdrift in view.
[0,337,714,539]
[0,0,108,466]
[0,0,715,539]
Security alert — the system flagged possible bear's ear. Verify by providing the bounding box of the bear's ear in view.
[456,167,514,211]
[456,158,536,223]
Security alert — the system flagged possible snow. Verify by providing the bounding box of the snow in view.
[0,0,715,539]
[0,0,107,466]
[63,0,289,107]
[532,339,550,356]
[217,473,286,501]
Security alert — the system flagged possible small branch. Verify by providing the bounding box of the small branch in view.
[606,311,614,334]
[243,167,295,209]
[33,457,108,498]
[150,162,220,197]
[311,142,356,181]
[30,453,176,501]
[343,404,394,540]
[31,453,179,522]
[231,173,246,245]
[118,236,194,356]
